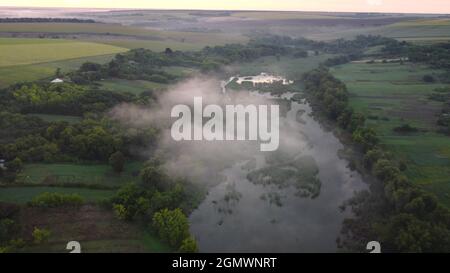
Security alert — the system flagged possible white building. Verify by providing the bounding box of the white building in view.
[51,78,64,84]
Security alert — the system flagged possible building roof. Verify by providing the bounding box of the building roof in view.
[51,78,64,83]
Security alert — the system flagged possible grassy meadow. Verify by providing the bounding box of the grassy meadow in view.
[0,53,116,88]
[0,187,115,204]
[331,62,450,206]
[16,162,143,188]
[0,38,122,88]
[0,38,126,67]
[372,19,450,43]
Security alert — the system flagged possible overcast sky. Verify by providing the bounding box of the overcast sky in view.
[1,0,450,14]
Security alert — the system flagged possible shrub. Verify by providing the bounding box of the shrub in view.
[9,238,26,249]
[113,204,128,220]
[29,192,84,208]
[148,75,168,83]
[178,236,199,253]
[0,218,16,245]
[32,227,51,244]
[393,124,419,134]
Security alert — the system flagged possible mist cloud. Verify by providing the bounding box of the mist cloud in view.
[109,76,309,185]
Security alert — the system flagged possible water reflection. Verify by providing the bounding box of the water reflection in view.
[189,79,367,253]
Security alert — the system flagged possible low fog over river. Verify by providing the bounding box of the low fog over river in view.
[189,75,367,253]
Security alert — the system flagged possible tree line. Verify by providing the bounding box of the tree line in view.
[0,18,96,23]
[303,68,450,252]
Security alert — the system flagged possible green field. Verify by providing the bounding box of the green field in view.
[372,19,450,42]
[17,162,143,187]
[231,11,343,20]
[0,23,248,45]
[88,39,207,51]
[0,38,126,67]
[88,33,248,50]
[0,187,115,203]
[14,205,171,253]
[0,38,121,88]
[23,237,170,253]
[0,23,163,37]
[331,62,450,206]
[0,53,116,88]
[0,22,246,42]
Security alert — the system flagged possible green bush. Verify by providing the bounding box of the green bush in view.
[29,192,84,208]
[32,227,51,244]
[0,218,17,245]
[148,75,168,83]
[178,236,199,253]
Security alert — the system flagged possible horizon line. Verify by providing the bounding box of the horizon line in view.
[0,5,449,16]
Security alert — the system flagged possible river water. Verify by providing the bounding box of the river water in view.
[189,76,367,253]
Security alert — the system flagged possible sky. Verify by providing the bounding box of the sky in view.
[0,0,450,14]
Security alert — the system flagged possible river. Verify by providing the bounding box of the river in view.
[189,75,367,253]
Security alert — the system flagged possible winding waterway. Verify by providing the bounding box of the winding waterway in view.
[189,75,367,253]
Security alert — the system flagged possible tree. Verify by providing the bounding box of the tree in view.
[109,151,125,173]
[79,62,102,72]
[373,159,401,182]
[5,157,23,173]
[423,75,435,83]
[111,183,149,221]
[348,112,366,133]
[165,48,173,55]
[337,108,353,129]
[376,213,450,252]
[152,208,190,248]
[352,127,379,152]
[363,148,385,170]
[141,165,169,191]
[55,67,62,78]
[178,236,199,253]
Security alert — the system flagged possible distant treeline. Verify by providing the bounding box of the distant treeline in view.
[0,18,96,23]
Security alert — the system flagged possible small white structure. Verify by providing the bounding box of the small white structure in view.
[51,78,64,84]
[233,73,294,86]
[0,159,5,170]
